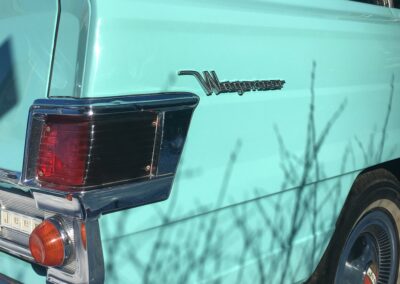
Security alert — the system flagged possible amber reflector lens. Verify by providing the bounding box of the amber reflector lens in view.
[81,223,87,250]
[29,220,65,267]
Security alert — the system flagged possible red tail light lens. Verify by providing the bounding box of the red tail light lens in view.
[36,116,90,186]
[24,95,198,199]
[29,219,67,267]
[31,112,157,189]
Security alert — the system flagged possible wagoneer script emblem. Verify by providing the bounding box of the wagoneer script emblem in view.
[178,70,285,96]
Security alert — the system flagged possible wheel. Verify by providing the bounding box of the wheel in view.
[335,204,398,284]
[324,169,400,284]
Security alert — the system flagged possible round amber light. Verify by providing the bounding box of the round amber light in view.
[29,219,65,267]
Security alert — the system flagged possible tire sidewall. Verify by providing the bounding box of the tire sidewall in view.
[332,179,400,284]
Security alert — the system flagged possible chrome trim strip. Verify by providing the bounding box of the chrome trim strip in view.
[30,175,174,219]
[33,92,199,110]
[0,238,33,262]
[0,183,43,267]
[32,191,83,219]
[46,219,104,284]
[81,175,173,216]
[0,170,171,219]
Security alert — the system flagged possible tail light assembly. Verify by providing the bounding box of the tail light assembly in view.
[22,93,199,217]
[0,92,198,284]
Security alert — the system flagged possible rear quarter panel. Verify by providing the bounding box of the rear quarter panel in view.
[59,0,400,283]
[0,0,58,282]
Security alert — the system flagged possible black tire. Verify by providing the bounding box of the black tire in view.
[310,169,400,284]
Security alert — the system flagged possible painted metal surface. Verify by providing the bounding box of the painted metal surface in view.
[0,0,399,283]
[0,0,58,282]
[82,0,400,283]
[0,0,58,171]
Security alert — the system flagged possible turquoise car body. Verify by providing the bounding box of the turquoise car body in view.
[0,0,400,283]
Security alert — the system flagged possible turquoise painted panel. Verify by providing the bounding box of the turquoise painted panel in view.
[0,251,45,284]
[0,0,397,282]
[101,172,357,283]
[0,0,58,282]
[0,0,58,171]
[88,0,400,282]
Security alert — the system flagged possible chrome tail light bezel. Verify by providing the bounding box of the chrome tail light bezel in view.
[21,92,199,218]
[1,92,198,284]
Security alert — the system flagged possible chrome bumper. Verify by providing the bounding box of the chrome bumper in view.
[0,170,103,284]
[0,167,175,284]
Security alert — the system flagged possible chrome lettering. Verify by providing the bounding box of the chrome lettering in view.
[178,70,285,96]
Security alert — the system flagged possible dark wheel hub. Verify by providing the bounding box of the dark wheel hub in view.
[335,210,398,284]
